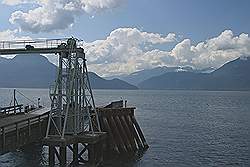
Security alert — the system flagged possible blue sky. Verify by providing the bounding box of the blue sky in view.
[1,0,250,42]
[75,0,250,42]
[0,0,250,76]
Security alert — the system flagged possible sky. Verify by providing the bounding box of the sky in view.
[0,0,250,76]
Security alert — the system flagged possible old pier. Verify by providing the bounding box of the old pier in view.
[0,38,148,166]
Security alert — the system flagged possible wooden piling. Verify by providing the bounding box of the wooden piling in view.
[115,116,132,152]
[60,146,67,167]
[73,143,78,166]
[102,117,119,153]
[15,123,19,147]
[43,132,107,166]
[109,116,127,153]
[131,115,149,149]
[1,127,5,151]
[97,107,149,155]
[120,115,137,151]
[126,115,143,149]
[28,119,31,139]
[88,144,95,165]
[49,146,55,166]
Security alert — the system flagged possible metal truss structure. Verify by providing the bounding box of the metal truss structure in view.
[46,38,101,138]
[0,38,101,139]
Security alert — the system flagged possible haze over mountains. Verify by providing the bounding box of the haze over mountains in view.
[0,54,249,90]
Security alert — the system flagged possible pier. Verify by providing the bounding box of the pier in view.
[0,103,148,166]
[0,38,148,166]
[0,107,49,154]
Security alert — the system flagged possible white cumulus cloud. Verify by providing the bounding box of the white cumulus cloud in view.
[83,29,250,76]
[0,29,32,58]
[81,27,176,76]
[0,29,31,41]
[171,30,250,68]
[3,0,124,33]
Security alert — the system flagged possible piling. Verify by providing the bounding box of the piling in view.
[43,132,107,166]
[97,102,149,155]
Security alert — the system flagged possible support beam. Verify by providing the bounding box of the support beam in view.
[60,146,67,167]
[73,143,78,166]
[49,147,55,166]
[131,115,149,149]
[0,48,84,55]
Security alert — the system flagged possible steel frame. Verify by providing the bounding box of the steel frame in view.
[0,38,101,140]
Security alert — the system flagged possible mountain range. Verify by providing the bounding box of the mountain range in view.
[0,54,249,90]
[138,57,250,90]
[107,66,215,86]
[0,54,137,89]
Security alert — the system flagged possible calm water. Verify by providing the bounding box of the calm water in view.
[0,88,250,166]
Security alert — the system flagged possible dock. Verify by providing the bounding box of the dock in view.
[0,107,50,154]
[0,104,148,166]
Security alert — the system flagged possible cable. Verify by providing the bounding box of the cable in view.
[15,90,37,106]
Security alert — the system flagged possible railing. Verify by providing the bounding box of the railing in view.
[104,100,123,108]
[0,105,23,116]
[0,111,49,153]
[0,38,83,50]
[0,39,67,49]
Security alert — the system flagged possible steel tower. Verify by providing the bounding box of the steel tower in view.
[45,38,100,139]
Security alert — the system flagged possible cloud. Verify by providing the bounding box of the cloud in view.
[82,29,250,76]
[0,29,18,41]
[81,27,176,76]
[0,29,32,58]
[0,29,60,64]
[171,30,250,68]
[0,29,31,41]
[2,0,34,5]
[3,0,124,33]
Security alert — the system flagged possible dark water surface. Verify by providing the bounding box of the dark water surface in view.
[0,89,250,166]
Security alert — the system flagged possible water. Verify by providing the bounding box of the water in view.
[0,88,250,166]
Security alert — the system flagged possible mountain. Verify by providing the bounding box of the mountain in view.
[0,54,57,88]
[88,72,137,90]
[1,54,248,90]
[107,66,215,86]
[111,66,196,86]
[208,57,250,90]
[138,72,208,90]
[138,57,250,90]
[0,55,137,89]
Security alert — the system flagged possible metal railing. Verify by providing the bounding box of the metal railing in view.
[0,38,68,49]
[0,105,23,116]
[0,38,83,50]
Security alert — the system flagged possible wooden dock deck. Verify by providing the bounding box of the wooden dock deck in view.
[0,107,50,154]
